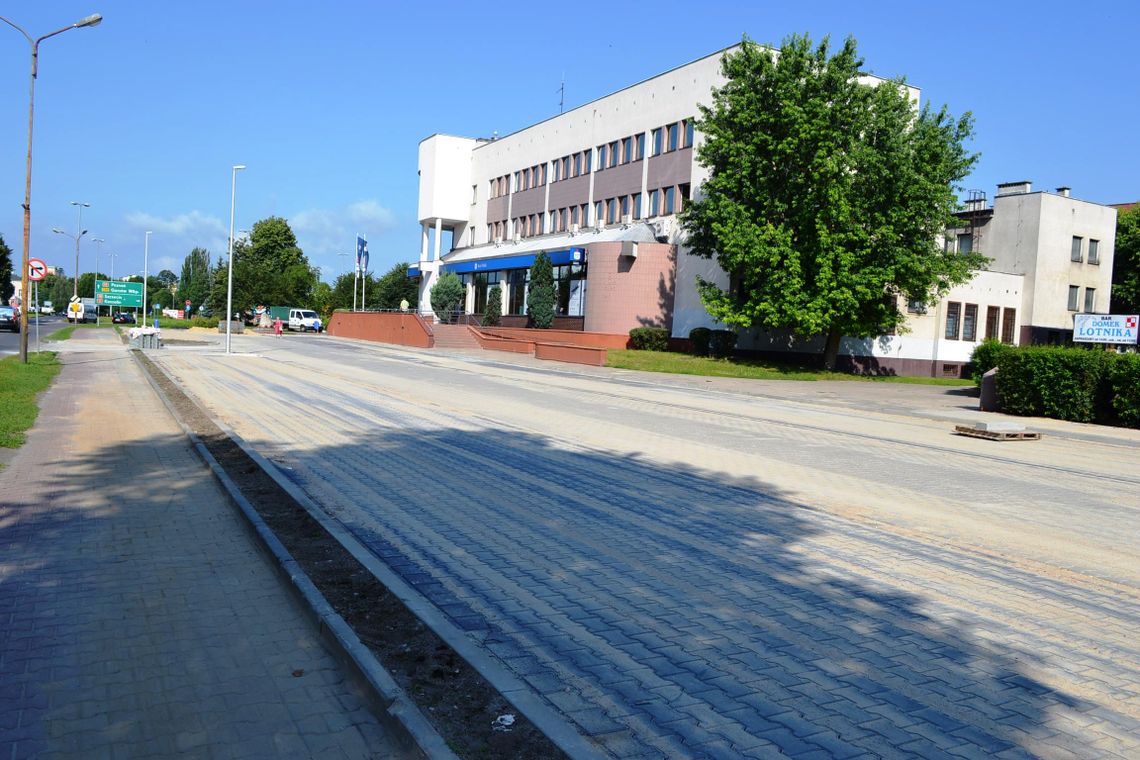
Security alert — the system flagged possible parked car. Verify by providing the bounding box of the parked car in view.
[112,312,136,324]
[0,306,19,332]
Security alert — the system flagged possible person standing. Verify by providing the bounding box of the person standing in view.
[273,316,283,337]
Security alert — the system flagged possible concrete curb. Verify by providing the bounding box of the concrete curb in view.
[132,351,456,760]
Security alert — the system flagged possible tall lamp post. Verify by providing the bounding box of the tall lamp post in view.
[51,223,86,319]
[91,236,104,322]
[143,231,152,323]
[226,164,246,354]
[0,12,103,363]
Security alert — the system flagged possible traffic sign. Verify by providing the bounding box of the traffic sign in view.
[95,280,143,307]
[27,258,47,281]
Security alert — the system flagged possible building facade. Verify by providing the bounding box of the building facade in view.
[413,47,1117,375]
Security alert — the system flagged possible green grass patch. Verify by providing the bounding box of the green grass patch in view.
[606,350,969,386]
[0,352,61,448]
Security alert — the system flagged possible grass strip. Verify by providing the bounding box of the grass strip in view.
[606,349,969,386]
[0,352,61,448]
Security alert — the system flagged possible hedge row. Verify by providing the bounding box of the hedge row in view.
[970,341,1140,427]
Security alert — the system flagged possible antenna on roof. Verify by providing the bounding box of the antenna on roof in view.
[558,74,565,114]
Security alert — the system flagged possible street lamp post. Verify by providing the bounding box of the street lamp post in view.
[143,231,151,324]
[226,164,246,354]
[51,222,87,321]
[68,201,89,298]
[0,12,103,363]
[91,236,104,323]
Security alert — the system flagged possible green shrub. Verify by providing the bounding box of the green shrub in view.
[709,329,738,358]
[527,252,555,329]
[969,338,1012,386]
[482,285,502,327]
[996,346,1112,423]
[1108,353,1140,428]
[430,272,465,322]
[629,326,669,351]
[192,316,219,328]
[689,327,711,356]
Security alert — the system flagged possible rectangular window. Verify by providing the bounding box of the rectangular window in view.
[667,123,679,151]
[945,302,961,340]
[537,213,544,234]
[1084,287,1096,312]
[606,199,616,224]
[635,133,645,160]
[648,189,659,217]
[597,144,606,170]
[594,201,603,225]
[664,186,676,214]
[906,298,926,314]
[652,128,663,156]
[573,153,581,177]
[620,195,630,218]
[608,141,618,168]
[584,150,592,173]
[507,269,529,315]
[472,185,477,204]
[985,306,1000,339]
[621,136,632,164]
[1001,308,1016,344]
[684,118,695,148]
[632,192,642,220]
[1089,239,1100,264]
[963,304,978,341]
[1071,236,1083,262]
[571,205,579,226]
[552,161,560,183]
[957,233,973,254]
[1067,284,1080,311]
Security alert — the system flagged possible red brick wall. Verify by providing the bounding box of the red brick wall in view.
[326,312,433,348]
[584,242,675,334]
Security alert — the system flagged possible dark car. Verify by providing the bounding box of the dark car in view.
[0,306,19,332]
[112,312,136,324]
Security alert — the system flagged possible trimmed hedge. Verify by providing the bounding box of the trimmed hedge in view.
[993,345,1139,427]
[969,338,1013,386]
[689,327,711,356]
[629,327,669,351]
[709,329,738,359]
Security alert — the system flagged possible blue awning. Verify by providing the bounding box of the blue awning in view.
[407,266,421,278]
[442,247,584,274]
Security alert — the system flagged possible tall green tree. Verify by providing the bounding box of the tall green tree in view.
[1110,206,1140,314]
[178,247,212,313]
[368,262,420,310]
[0,235,12,303]
[328,271,362,312]
[682,35,985,368]
[208,217,318,313]
[527,251,555,328]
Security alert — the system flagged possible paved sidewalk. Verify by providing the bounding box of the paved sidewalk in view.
[0,332,401,758]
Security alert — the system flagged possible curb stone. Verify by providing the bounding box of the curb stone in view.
[132,349,454,760]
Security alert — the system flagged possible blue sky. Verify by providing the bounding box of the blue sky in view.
[2,1,1137,285]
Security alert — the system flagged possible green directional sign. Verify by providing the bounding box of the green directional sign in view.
[95,280,143,307]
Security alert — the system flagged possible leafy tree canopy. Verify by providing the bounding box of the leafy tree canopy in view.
[179,247,212,312]
[0,235,12,303]
[208,217,317,313]
[682,34,985,367]
[430,272,465,321]
[369,262,420,311]
[1110,206,1140,314]
[156,269,177,288]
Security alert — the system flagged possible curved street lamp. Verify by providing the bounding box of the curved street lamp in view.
[0,12,102,363]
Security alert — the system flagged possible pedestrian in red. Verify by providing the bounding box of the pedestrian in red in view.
[273,317,283,337]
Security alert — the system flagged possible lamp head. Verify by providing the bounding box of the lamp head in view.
[52,227,64,234]
[233,164,246,171]
[80,229,88,236]
[75,14,102,29]
[70,201,90,208]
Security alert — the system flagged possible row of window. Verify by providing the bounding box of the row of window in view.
[944,303,1017,343]
[488,119,696,200]
[1071,236,1101,264]
[1067,285,1097,312]
[488,182,693,241]
[462,263,587,317]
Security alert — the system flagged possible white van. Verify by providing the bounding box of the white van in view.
[287,308,322,332]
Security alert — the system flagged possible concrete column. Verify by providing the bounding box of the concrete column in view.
[433,218,442,261]
[421,224,429,261]
[587,147,596,226]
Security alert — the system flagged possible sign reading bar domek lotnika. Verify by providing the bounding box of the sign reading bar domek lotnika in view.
[1073,314,1139,344]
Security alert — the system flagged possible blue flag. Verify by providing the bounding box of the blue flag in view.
[357,236,369,274]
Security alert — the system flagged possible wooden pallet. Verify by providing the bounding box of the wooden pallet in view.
[954,425,1041,441]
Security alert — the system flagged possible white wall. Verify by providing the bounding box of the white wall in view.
[418,135,481,224]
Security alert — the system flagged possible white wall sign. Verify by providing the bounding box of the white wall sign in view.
[1073,314,1138,344]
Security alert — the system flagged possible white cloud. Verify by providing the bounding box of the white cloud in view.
[122,210,230,269]
[290,199,399,264]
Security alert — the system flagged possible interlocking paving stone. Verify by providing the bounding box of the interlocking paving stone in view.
[0,339,400,759]
[153,339,1140,759]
